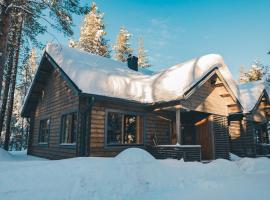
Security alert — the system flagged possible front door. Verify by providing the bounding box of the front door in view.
[195,117,213,160]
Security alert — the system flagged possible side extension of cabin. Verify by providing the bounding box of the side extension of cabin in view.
[229,90,270,157]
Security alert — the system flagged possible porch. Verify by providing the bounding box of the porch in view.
[146,109,229,162]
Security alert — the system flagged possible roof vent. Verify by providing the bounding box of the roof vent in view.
[127,54,138,71]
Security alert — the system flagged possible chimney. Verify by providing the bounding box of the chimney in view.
[127,54,138,71]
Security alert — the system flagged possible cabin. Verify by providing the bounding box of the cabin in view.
[229,81,270,157]
[21,44,241,161]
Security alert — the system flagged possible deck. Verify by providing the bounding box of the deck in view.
[146,145,201,162]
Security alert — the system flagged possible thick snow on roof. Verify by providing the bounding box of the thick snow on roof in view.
[238,80,270,113]
[45,44,238,103]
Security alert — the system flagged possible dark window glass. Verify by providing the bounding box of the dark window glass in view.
[255,124,269,144]
[107,111,143,145]
[61,113,77,144]
[39,119,50,143]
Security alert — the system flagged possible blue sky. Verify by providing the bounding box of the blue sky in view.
[40,0,270,79]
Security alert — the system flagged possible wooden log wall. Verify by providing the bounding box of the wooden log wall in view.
[89,101,172,157]
[212,115,230,159]
[229,120,247,157]
[29,69,79,159]
[181,79,229,116]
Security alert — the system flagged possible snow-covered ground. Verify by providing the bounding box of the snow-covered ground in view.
[0,148,270,200]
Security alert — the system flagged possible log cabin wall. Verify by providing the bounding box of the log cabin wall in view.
[211,115,230,159]
[229,94,270,157]
[28,69,80,159]
[229,120,246,156]
[89,100,172,157]
[179,76,235,159]
[242,116,256,157]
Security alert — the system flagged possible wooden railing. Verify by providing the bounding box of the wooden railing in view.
[256,144,270,156]
[146,145,201,162]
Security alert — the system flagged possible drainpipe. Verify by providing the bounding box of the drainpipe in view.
[84,96,95,156]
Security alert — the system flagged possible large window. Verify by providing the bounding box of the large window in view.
[106,111,144,145]
[39,119,50,144]
[60,112,77,144]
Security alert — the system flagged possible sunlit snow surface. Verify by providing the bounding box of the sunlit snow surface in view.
[0,148,270,200]
[238,80,270,113]
[45,44,238,103]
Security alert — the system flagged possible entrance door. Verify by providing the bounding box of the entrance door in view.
[195,117,213,160]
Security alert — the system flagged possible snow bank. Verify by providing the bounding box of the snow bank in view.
[116,148,155,164]
[230,152,241,161]
[45,44,238,103]
[0,148,14,161]
[237,157,270,174]
[1,148,270,200]
[0,149,45,162]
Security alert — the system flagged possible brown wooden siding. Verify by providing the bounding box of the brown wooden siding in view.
[242,117,256,157]
[229,120,246,156]
[28,69,80,159]
[89,101,172,157]
[212,115,230,159]
[181,79,229,116]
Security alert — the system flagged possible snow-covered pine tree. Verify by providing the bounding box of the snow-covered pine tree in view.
[238,61,268,83]
[138,37,150,68]
[78,2,110,57]
[238,65,248,83]
[113,26,133,62]
[0,0,88,99]
[21,48,37,95]
[247,61,265,82]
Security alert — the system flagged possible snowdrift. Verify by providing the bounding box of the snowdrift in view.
[0,148,270,200]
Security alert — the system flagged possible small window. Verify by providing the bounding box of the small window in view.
[60,112,77,144]
[255,124,269,144]
[39,119,50,144]
[106,111,144,145]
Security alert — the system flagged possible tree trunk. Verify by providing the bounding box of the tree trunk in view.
[3,15,23,151]
[0,0,11,97]
[0,31,16,137]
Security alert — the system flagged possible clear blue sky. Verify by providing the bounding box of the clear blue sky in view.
[40,0,270,79]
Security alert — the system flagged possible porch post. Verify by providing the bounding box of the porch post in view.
[176,109,181,145]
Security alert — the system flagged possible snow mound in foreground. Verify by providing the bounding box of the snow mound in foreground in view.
[0,148,14,161]
[237,157,270,174]
[230,152,241,161]
[116,148,155,164]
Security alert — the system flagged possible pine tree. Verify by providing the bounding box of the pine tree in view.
[238,61,268,83]
[78,2,110,57]
[113,26,133,62]
[238,65,248,83]
[0,0,88,97]
[138,37,150,68]
[4,10,23,151]
[21,48,37,93]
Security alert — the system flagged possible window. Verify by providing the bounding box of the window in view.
[60,112,77,144]
[255,124,269,144]
[106,111,144,145]
[39,119,50,144]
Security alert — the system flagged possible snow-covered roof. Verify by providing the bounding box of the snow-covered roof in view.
[45,43,239,104]
[238,80,270,113]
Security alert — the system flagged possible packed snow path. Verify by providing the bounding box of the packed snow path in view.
[0,148,270,200]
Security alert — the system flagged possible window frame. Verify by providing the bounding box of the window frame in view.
[104,109,146,147]
[38,117,51,145]
[59,111,79,147]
